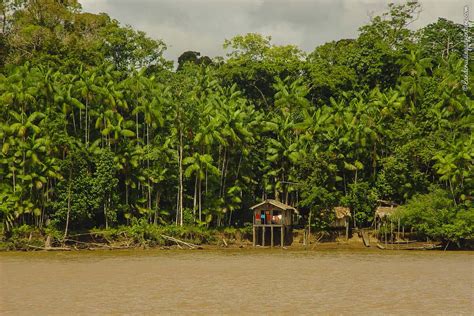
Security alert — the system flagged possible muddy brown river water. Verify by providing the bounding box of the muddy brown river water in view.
[1,249,473,315]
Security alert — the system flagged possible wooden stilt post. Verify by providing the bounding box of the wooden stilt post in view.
[281,226,284,247]
[345,219,349,240]
[397,218,400,241]
[253,225,256,247]
[390,220,393,249]
[271,226,274,248]
[397,218,400,249]
[374,216,377,240]
[262,226,265,247]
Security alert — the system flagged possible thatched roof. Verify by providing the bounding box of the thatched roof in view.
[377,200,398,206]
[375,206,397,218]
[334,206,351,219]
[250,199,298,213]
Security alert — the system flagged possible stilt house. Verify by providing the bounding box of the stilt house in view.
[374,200,399,229]
[250,199,297,247]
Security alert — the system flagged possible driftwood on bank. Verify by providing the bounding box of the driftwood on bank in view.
[86,246,132,251]
[27,245,71,251]
[315,232,325,243]
[160,234,202,249]
[66,231,110,238]
[64,238,134,250]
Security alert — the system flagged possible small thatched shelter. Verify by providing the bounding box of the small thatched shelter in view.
[375,206,397,219]
[374,200,399,232]
[330,206,351,239]
[332,207,351,227]
[250,199,298,247]
[375,200,399,220]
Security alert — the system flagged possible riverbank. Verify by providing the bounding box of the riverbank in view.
[2,224,465,252]
[0,223,250,251]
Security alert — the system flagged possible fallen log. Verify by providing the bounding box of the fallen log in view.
[161,234,201,249]
[67,231,109,238]
[314,232,325,243]
[27,245,71,251]
[87,246,133,251]
[64,238,112,248]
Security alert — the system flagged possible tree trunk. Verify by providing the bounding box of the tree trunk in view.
[63,169,72,240]
[343,172,347,195]
[85,98,88,147]
[136,112,139,141]
[193,173,198,219]
[175,187,179,226]
[154,191,161,225]
[198,176,202,222]
[104,202,108,229]
[219,148,227,198]
[179,130,184,226]
[205,166,208,195]
[12,167,15,192]
[125,182,129,206]
[147,123,152,211]
[71,110,76,133]
[228,209,233,227]
[1,8,6,35]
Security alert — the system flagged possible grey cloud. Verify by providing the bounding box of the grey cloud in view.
[80,0,470,61]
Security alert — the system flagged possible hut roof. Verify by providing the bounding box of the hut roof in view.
[250,199,298,213]
[377,200,398,206]
[334,207,351,219]
[375,206,397,218]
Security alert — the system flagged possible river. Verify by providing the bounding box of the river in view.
[1,249,473,315]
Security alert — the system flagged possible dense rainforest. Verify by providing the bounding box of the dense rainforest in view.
[0,0,472,247]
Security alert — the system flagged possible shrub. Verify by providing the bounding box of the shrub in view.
[396,188,474,247]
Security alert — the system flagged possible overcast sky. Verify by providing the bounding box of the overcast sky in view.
[80,0,470,61]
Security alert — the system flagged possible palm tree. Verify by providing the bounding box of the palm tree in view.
[75,67,103,147]
[398,50,432,112]
[184,152,219,222]
[100,112,135,147]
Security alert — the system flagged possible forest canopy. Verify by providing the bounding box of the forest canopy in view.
[0,0,472,246]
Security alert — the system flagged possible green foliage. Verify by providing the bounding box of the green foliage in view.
[0,0,471,247]
[342,182,378,227]
[396,188,474,246]
[99,219,216,246]
[418,18,469,61]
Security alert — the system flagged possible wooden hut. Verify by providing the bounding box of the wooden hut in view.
[375,200,398,220]
[375,206,397,219]
[374,200,398,230]
[250,199,297,247]
[330,206,351,239]
[374,200,400,244]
